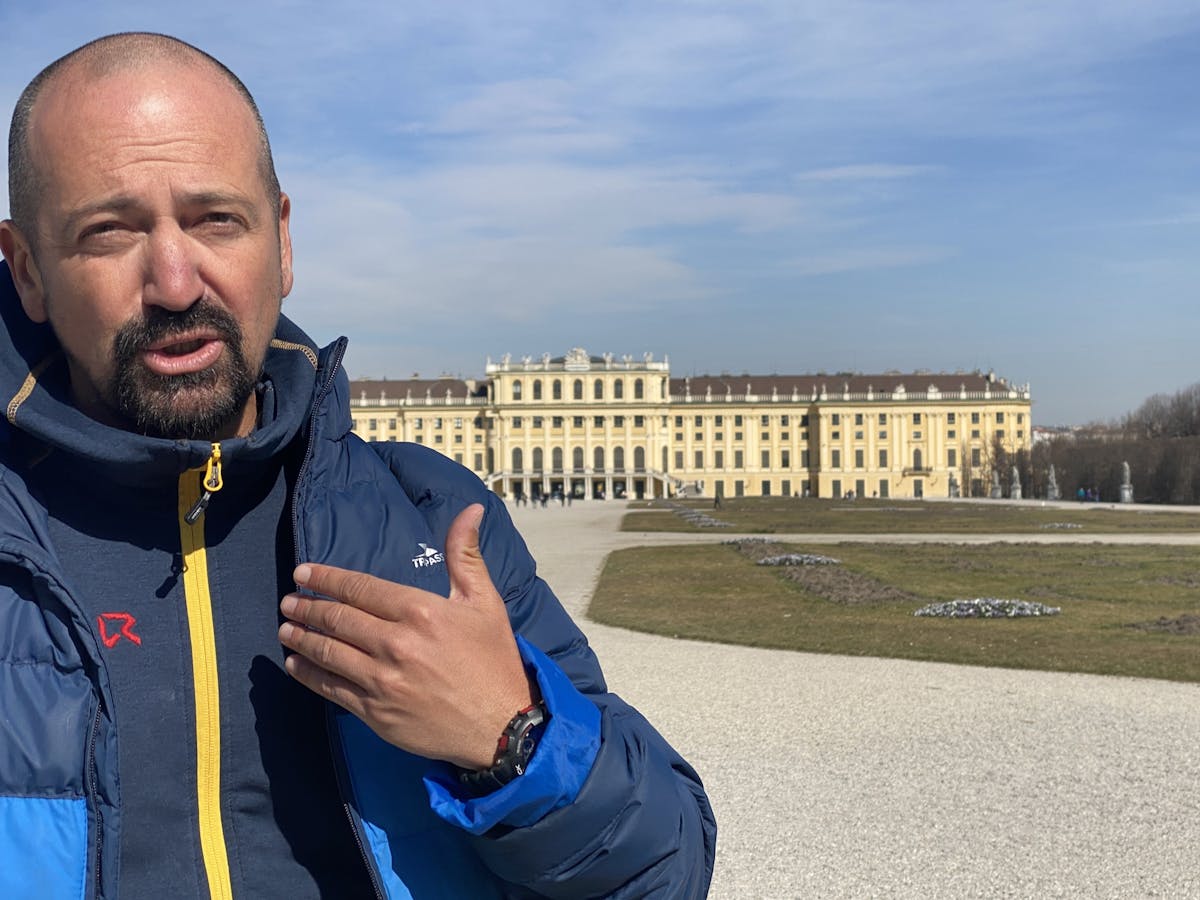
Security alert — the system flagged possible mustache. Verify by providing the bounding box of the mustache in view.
[112,300,243,361]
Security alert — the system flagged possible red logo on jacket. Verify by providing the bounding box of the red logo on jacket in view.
[97,612,142,648]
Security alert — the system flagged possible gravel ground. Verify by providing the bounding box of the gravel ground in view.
[508,500,1200,899]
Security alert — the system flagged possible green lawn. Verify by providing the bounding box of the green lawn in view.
[621,496,1200,533]
[589,540,1200,682]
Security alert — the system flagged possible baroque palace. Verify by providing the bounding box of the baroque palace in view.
[348,348,1032,502]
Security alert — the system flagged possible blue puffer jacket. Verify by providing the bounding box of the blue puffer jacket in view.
[0,262,716,898]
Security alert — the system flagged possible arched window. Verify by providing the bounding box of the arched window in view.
[593,379,604,400]
[614,379,624,399]
[553,380,562,400]
[634,378,644,400]
[533,379,543,400]
[634,447,646,470]
[552,448,563,472]
[533,447,544,472]
[512,448,523,473]
[512,380,522,401]
[594,447,605,470]
[913,448,923,470]
[573,379,583,401]
[614,446,625,471]
[573,447,584,472]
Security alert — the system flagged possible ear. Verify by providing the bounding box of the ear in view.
[277,192,293,299]
[0,220,48,323]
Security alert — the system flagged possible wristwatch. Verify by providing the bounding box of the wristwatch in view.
[458,702,547,797]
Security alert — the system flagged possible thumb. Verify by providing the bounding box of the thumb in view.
[445,503,493,603]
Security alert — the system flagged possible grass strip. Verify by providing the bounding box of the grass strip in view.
[621,497,1200,534]
[589,541,1200,682]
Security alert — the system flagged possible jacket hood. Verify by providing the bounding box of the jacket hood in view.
[0,259,338,486]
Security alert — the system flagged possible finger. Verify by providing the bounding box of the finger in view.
[444,503,494,602]
[282,649,370,718]
[278,618,375,687]
[293,563,412,621]
[280,593,381,651]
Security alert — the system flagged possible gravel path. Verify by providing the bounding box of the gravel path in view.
[509,501,1200,899]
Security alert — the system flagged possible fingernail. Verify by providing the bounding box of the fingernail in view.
[294,564,312,586]
[278,622,294,642]
[280,594,298,615]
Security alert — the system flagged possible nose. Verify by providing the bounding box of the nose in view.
[142,222,204,311]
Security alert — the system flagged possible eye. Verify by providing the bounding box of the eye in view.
[80,221,124,239]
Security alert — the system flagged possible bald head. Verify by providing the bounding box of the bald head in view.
[7,32,280,242]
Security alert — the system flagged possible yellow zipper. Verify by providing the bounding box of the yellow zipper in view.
[178,442,233,900]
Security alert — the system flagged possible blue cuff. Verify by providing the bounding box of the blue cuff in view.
[424,635,601,835]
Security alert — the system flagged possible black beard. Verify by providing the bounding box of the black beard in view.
[108,301,257,440]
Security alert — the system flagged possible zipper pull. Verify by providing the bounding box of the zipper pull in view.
[184,443,224,525]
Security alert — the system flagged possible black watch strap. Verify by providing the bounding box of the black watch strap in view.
[458,702,547,797]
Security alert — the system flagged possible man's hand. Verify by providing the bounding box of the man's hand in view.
[278,503,537,770]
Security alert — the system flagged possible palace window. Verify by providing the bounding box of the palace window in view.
[832,414,841,426]
[675,416,684,427]
[675,451,684,469]
[855,413,864,425]
[634,447,645,470]
[735,415,743,427]
[634,379,644,399]
[781,450,790,467]
[761,415,770,426]
[716,415,724,426]
[855,449,864,468]
[614,379,624,399]
[913,413,922,425]
[573,448,584,472]
[971,412,980,424]
[801,450,810,467]
[595,447,605,470]
[948,448,957,467]
[573,416,584,429]
[879,449,888,468]
[552,448,564,472]
[996,412,1005,423]
[695,451,704,468]
[533,448,544,471]
[533,380,543,400]
[512,380,522,401]
[831,449,841,468]
[594,416,605,428]
[512,448,523,473]
[533,416,543,428]
[614,415,624,427]
[474,453,483,471]
[971,448,981,467]
[511,417,523,429]
[735,450,744,468]
[761,450,770,467]
[573,380,583,401]
[781,415,790,426]
[594,379,604,400]
[634,416,645,427]
[553,380,562,400]
[913,448,923,469]
[552,416,563,428]
[614,447,625,471]
[947,412,956,424]
[715,450,724,468]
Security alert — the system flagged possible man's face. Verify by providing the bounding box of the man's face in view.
[0,60,293,439]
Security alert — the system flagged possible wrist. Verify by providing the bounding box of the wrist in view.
[458,701,548,797]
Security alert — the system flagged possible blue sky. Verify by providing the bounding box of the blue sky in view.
[2,2,1197,425]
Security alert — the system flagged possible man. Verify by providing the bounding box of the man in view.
[0,33,715,899]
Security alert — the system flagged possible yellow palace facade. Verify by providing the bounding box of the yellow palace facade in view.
[348,347,1032,501]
